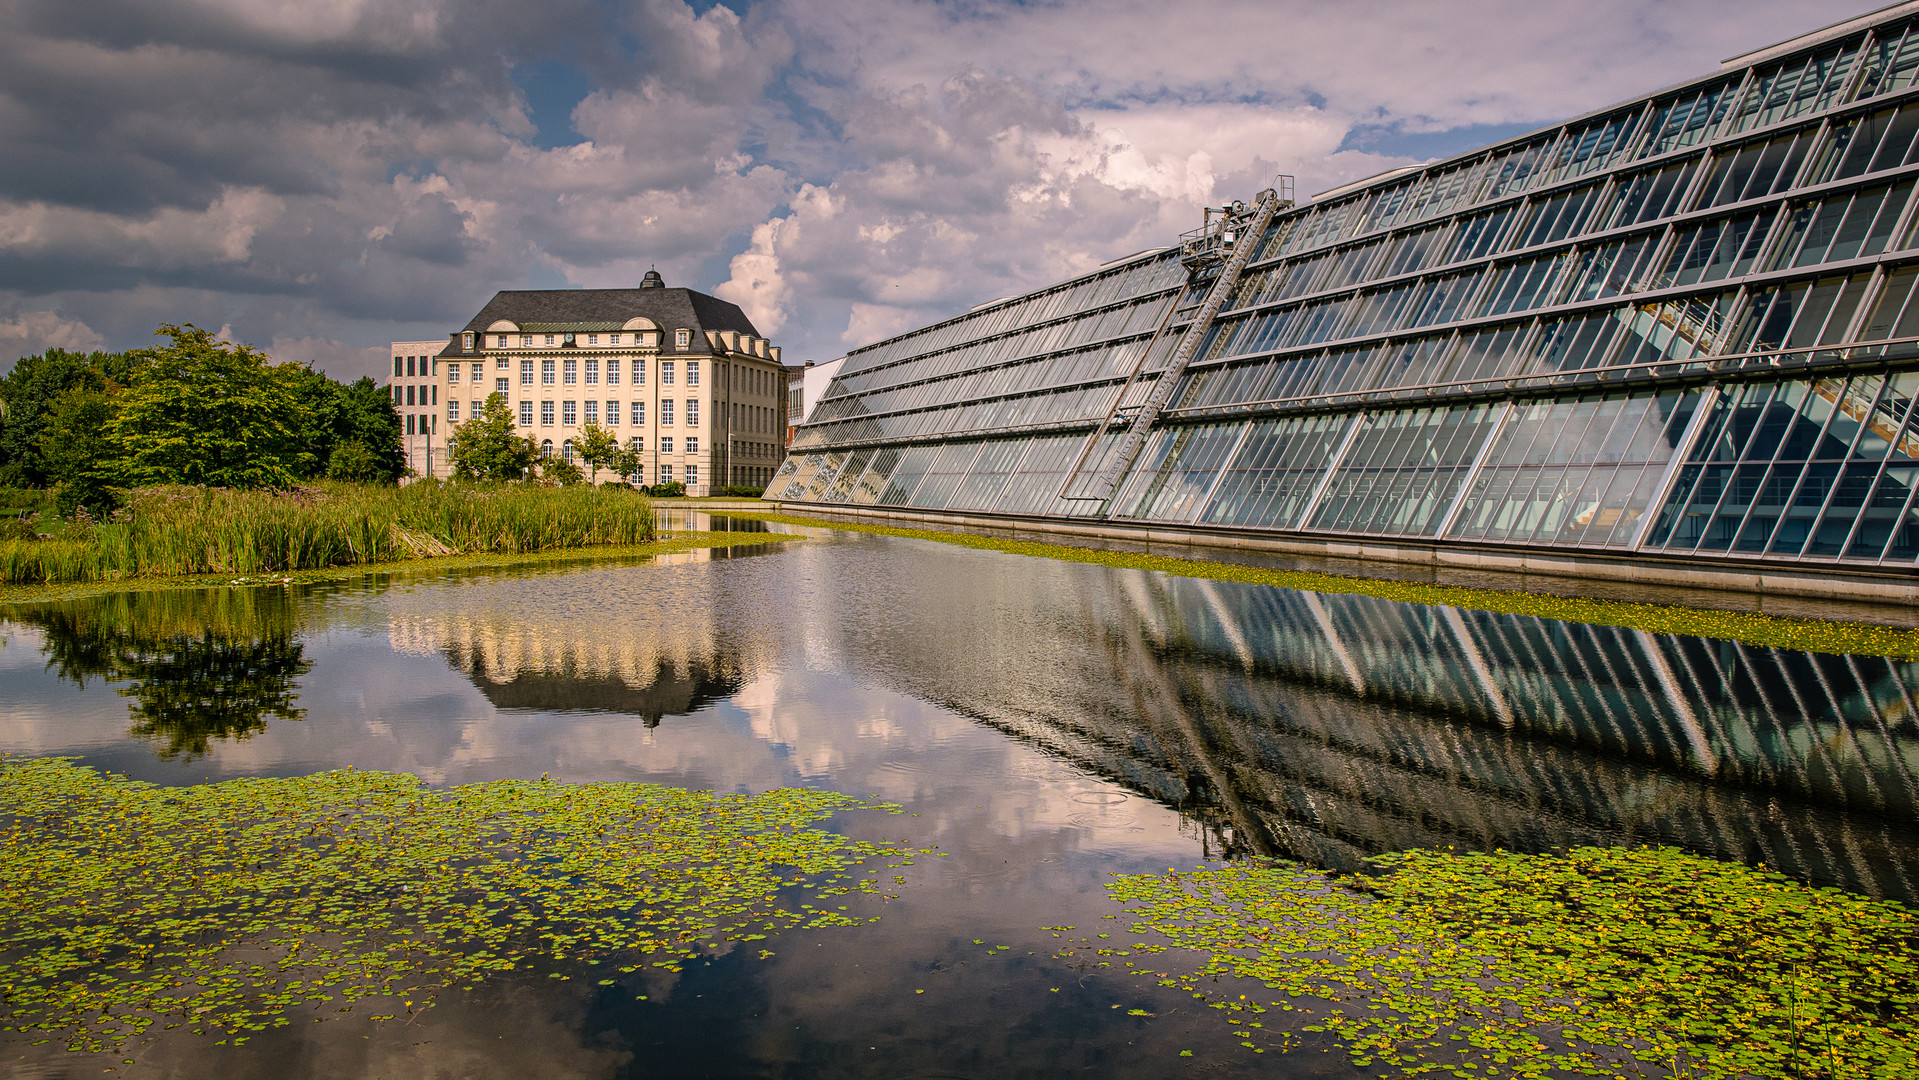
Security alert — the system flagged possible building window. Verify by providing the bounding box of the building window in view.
[431,385,437,405]
[661,361,675,385]
[563,359,577,385]
[610,333,621,346]
[544,334,556,346]
[686,361,700,386]
[448,400,460,423]
[660,464,673,482]
[405,385,416,405]
[586,333,598,345]
[497,356,510,369]
[562,439,575,462]
[584,359,598,385]
[675,329,690,348]
[495,377,509,394]
[521,334,533,347]
[584,400,598,424]
[632,401,645,425]
[686,437,698,455]
[542,359,555,385]
[633,360,645,385]
[448,365,459,383]
[520,360,534,386]
[605,399,617,424]
[685,399,698,426]
[540,439,553,458]
[470,362,482,381]
[541,400,555,425]
[519,401,533,426]
[607,359,620,384]
[406,356,416,377]
[406,415,415,435]
[661,437,673,454]
[495,334,507,348]
[393,356,402,376]
[463,332,474,351]
[685,464,697,486]
[662,400,674,425]
[562,400,577,425]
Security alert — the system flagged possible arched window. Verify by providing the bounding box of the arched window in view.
[540,439,554,459]
[562,440,575,462]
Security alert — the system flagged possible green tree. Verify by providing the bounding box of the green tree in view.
[331,376,405,483]
[0,348,134,487]
[574,422,620,483]
[37,385,125,515]
[540,455,584,486]
[277,363,345,479]
[449,393,536,481]
[112,324,309,488]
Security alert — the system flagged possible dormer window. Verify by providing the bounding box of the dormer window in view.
[463,332,475,351]
[587,333,599,345]
[675,329,691,349]
[609,333,621,345]
[545,334,556,346]
[522,335,533,347]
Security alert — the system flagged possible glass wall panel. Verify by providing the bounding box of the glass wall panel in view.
[1451,391,1702,547]
[801,451,849,500]
[1202,413,1354,529]
[1117,423,1245,521]
[1637,80,1738,157]
[990,434,1085,516]
[947,438,1031,510]
[902,441,984,508]
[848,447,902,504]
[776,453,824,500]
[1695,129,1818,208]
[1859,265,1919,340]
[1846,372,1919,561]
[1562,236,1658,303]
[1648,375,1919,559]
[1308,403,1501,536]
[1767,179,1916,269]
[823,449,874,502]
[1655,209,1777,288]
[875,445,941,505]
[1731,271,1876,351]
[1606,159,1698,227]
[1812,102,1919,184]
[1858,19,1919,99]
[1724,37,1862,135]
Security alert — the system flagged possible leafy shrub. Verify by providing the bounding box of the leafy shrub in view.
[718,485,766,498]
[646,481,686,498]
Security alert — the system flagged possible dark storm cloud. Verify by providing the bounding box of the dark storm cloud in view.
[0,0,1864,377]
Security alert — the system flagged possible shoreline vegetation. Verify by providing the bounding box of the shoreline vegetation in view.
[734,510,1919,660]
[0,482,677,588]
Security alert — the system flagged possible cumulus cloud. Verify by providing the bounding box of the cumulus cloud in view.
[0,0,1860,367]
[0,311,104,357]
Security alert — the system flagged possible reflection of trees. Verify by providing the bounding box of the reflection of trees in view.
[457,651,744,726]
[16,588,311,760]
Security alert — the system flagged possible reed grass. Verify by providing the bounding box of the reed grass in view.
[0,482,655,584]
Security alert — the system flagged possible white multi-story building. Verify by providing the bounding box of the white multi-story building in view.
[387,339,449,478]
[396,270,787,492]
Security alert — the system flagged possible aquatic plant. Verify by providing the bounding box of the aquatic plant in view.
[1105,847,1919,1078]
[0,482,658,585]
[0,757,920,1052]
[744,512,1919,660]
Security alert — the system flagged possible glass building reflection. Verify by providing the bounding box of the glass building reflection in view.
[777,5,1919,580]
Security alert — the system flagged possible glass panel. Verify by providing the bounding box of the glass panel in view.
[875,444,941,505]
[848,447,902,505]
[1203,413,1354,529]
[823,449,874,502]
[946,438,1031,511]
[1308,404,1501,536]
[906,441,985,508]
[1119,424,1245,521]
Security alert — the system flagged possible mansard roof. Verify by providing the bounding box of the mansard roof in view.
[458,286,761,352]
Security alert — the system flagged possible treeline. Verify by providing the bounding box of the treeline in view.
[0,324,405,514]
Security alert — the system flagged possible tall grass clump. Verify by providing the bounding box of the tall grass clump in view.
[0,482,654,584]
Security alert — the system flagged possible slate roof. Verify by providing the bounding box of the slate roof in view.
[455,285,761,355]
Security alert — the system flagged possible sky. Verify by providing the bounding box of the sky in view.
[0,0,1872,380]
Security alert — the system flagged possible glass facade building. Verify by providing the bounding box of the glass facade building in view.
[775,4,1919,576]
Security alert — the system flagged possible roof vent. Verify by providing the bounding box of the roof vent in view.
[640,269,664,289]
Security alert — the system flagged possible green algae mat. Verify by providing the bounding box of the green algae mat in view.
[1100,848,1919,1079]
[0,756,927,1052]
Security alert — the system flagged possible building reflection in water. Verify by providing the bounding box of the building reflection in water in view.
[811,545,1919,903]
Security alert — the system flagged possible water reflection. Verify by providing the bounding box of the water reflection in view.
[12,589,310,760]
[796,535,1919,901]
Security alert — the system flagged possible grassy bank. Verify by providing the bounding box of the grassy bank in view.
[0,482,659,585]
[741,511,1919,659]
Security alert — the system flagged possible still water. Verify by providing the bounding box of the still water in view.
[2,516,1916,1078]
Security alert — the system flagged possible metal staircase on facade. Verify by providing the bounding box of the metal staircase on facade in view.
[1059,177,1294,509]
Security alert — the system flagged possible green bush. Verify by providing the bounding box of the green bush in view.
[645,481,686,498]
[0,488,44,512]
[0,481,657,584]
[717,485,766,498]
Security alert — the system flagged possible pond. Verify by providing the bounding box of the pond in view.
[2,514,1916,1079]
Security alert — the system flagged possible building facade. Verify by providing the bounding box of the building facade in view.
[388,339,449,478]
[425,271,786,493]
[773,1,1919,590]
